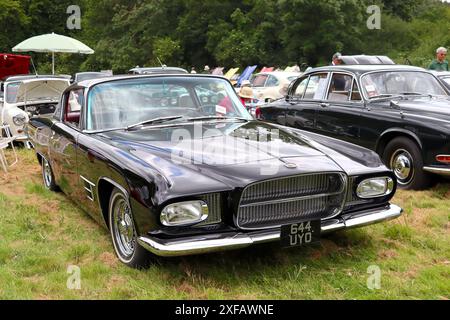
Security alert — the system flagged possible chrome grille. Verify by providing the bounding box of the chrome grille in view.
[198,193,222,226]
[236,173,347,230]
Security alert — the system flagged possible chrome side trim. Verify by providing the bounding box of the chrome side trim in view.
[423,166,450,176]
[138,204,402,257]
[80,175,96,201]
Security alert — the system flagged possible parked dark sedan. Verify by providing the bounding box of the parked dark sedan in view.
[259,65,450,190]
[28,74,401,268]
[432,71,450,91]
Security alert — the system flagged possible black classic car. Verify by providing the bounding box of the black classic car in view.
[28,74,401,268]
[432,71,450,91]
[259,65,450,190]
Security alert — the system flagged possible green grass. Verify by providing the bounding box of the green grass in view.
[0,149,448,300]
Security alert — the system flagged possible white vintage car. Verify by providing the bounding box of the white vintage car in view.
[0,75,70,143]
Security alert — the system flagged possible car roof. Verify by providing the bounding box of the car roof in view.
[305,64,427,76]
[128,67,188,74]
[255,71,302,77]
[339,55,395,65]
[2,74,71,82]
[431,71,450,77]
[75,71,110,75]
[70,74,229,90]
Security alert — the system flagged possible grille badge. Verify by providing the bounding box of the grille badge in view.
[284,163,297,169]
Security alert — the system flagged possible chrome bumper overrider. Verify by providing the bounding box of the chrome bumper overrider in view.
[138,204,403,257]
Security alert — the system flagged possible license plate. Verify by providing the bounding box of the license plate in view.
[281,220,321,248]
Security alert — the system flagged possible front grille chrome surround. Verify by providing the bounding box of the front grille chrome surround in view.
[236,172,348,230]
[197,193,222,226]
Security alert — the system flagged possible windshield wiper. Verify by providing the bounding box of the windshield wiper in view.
[398,92,434,98]
[186,116,250,122]
[369,94,404,102]
[126,116,183,131]
[369,94,397,99]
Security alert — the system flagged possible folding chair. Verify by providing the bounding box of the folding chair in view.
[0,124,18,172]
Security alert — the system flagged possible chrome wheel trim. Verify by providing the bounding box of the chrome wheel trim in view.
[110,193,136,260]
[42,158,53,188]
[390,149,414,186]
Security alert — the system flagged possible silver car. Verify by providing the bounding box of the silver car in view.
[0,75,70,143]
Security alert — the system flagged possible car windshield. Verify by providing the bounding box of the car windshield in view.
[86,76,252,131]
[361,71,447,99]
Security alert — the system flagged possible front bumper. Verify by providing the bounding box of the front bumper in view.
[138,204,403,257]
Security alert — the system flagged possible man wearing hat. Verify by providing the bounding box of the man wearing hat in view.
[332,52,343,66]
[238,86,254,109]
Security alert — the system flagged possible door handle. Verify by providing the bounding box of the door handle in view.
[320,103,330,108]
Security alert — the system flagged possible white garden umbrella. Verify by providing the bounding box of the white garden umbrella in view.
[12,33,94,74]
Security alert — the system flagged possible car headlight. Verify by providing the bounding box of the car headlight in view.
[13,114,27,126]
[356,177,394,199]
[160,201,209,226]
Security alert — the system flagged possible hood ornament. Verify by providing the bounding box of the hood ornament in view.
[284,162,298,169]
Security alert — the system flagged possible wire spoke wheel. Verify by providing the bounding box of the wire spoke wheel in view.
[111,193,136,259]
[108,188,151,268]
[41,157,57,191]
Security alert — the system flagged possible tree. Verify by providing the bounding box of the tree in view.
[0,0,29,52]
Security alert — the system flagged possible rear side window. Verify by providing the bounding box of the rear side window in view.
[327,73,353,101]
[292,77,309,98]
[252,75,268,87]
[304,73,329,100]
[266,75,279,87]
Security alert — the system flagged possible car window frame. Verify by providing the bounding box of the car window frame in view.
[291,72,330,101]
[252,74,269,88]
[326,72,360,103]
[360,69,449,101]
[289,75,309,100]
[62,88,85,131]
[265,74,279,87]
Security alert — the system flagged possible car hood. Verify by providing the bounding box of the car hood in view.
[99,120,335,164]
[14,78,70,103]
[393,96,450,122]
[96,120,387,201]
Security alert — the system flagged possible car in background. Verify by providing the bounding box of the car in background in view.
[250,71,301,103]
[431,71,450,91]
[28,74,401,268]
[0,75,70,143]
[339,55,395,65]
[128,66,188,75]
[259,65,450,190]
[72,71,112,83]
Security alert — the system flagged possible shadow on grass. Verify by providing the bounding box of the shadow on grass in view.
[146,228,379,285]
